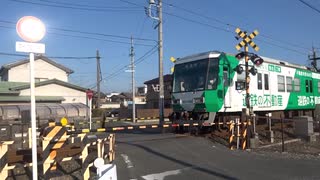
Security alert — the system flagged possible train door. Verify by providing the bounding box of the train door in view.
[257,72,271,107]
[223,67,231,108]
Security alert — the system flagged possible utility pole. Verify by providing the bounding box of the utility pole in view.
[148,0,164,124]
[309,47,320,71]
[130,36,136,123]
[96,50,101,108]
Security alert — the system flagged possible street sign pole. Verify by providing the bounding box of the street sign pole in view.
[30,52,38,180]
[16,16,46,180]
[89,97,92,129]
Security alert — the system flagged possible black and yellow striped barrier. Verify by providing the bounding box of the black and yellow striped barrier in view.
[0,141,14,179]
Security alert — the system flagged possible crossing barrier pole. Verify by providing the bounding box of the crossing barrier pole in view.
[0,141,14,179]
[229,120,235,150]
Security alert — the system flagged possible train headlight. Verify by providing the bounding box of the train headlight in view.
[193,97,205,104]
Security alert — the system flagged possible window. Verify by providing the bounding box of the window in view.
[294,78,300,92]
[318,81,320,93]
[277,75,285,92]
[286,77,293,92]
[257,73,262,90]
[305,80,313,93]
[264,74,269,90]
[35,78,48,82]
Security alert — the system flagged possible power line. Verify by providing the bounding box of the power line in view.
[0,19,157,43]
[89,45,158,89]
[8,0,141,12]
[38,0,137,9]
[119,0,310,55]
[0,51,98,59]
[163,1,310,52]
[0,24,155,47]
[298,0,320,14]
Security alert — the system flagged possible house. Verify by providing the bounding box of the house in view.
[0,55,88,105]
[144,74,172,109]
[0,55,73,82]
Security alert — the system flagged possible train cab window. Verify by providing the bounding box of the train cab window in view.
[286,77,293,92]
[318,81,320,93]
[264,74,269,90]
[277,75,285,92]
[294,78,300,92]
[257,73,262,90]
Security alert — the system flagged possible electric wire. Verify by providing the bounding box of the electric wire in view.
[8,0,141,12]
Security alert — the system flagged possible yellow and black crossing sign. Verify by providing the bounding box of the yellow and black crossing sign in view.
[235,28,259,51]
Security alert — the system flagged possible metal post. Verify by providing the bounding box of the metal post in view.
[130,36,136,123]
[236,118,240,149]
[281,115,285,152]
[245,45,251,118]
[30,52,38,180]
[89,98,92,130]
[158,0,164,124]
[96,50,101,109]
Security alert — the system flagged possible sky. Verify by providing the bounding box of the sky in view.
[0,0,320,93]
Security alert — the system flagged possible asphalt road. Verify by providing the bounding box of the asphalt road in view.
[113,129,320,180]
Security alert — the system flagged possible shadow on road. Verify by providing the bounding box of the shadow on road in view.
[117,139,239,180]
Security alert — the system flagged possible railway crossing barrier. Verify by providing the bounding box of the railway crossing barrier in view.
[0,132,116,180]
[228,119,250,150]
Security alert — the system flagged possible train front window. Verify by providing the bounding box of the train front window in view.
[173,59,209,92]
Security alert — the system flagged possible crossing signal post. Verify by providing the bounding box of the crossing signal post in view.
[235,28,262,147]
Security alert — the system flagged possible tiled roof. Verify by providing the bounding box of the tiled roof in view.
[10,79,88,92]
[0,81,27,94]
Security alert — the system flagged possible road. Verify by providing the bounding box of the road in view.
[113,129,320,180]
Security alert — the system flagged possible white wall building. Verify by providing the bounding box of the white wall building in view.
[0,56,88,105]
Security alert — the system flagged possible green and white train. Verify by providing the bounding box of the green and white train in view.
[171,51,320,123]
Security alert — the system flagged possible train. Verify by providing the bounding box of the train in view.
[170,50,320,124]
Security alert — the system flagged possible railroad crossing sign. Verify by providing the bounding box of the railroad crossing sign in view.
[235,28,259,51]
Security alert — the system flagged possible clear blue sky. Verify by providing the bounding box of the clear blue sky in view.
[0,0,320,93]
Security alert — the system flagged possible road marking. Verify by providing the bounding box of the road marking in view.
[142,169,181,180]
[121,154,134,168]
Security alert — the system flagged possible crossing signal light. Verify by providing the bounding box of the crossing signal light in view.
[235,52,246,60]
[250,54,264,66]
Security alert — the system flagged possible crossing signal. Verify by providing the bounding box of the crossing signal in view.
[235,52,246,60]
[250,54,264,66]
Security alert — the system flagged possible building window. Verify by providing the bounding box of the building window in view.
[294,78,300,92]
[257,73,262,90]
[278,75,285,92]
[286,77,293,92]
[264,74,269,90]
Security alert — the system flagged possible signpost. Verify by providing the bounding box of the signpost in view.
[86,89,94,129]
[16,16,46,180]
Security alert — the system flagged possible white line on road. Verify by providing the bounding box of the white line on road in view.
[142,169,182,180]
[121,154,134,168]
